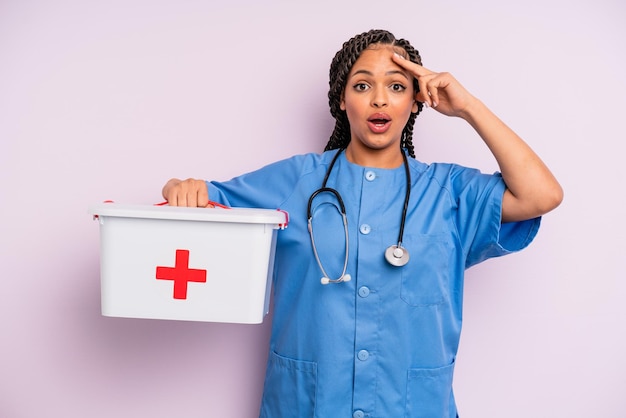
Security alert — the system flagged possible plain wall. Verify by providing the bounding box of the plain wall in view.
[1,0,624,416]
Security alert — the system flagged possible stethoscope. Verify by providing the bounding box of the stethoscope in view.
[307,149,411,285]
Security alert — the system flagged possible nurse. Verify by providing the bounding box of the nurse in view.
[163,29,562,418]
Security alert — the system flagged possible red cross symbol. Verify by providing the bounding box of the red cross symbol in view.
[155,249,207,300]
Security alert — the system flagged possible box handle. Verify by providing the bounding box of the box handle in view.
[154,200,231,209]
[276,209,289,229]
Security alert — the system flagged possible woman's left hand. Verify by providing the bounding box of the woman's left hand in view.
[391,53,477,119]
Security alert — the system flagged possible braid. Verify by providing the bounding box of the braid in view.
[325,29,424,158]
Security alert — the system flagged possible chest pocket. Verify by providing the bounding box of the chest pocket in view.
[400,233,452,307]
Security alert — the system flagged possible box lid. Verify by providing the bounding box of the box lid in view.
[89,203,288,227]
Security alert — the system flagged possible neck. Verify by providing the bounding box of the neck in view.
[344,143,405,168]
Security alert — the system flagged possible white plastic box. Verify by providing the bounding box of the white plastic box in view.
[89,203,288,324]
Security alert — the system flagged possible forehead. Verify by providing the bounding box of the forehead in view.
[349,44,410,76]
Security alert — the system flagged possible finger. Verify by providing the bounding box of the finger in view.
[391,52,434,78]
[197,182,209,207]
[183,178,198,207]
[426,84,439,108]
[415,83,430,106]
[187,191,197,208]
[168,195,180,207]
[162,178,180,205]
[391,53,440,107]
[415,74,435,107]
[177,192,187,207]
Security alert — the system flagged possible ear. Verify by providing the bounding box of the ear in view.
[340,96,346,111]
[411,99,418,113]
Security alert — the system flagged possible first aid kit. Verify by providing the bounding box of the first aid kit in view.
[89,202,288,324]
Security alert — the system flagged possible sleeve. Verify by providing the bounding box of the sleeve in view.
[448,165,541,269]
[205,154,311,210]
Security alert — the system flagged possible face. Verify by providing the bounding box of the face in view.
[340,45,418,163]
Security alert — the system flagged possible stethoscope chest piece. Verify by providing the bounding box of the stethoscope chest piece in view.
[385,245,410,267]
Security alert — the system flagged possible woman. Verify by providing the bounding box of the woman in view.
[163,29,562,418]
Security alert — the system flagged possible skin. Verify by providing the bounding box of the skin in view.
[340,45,418,168]
[163,44,563,222]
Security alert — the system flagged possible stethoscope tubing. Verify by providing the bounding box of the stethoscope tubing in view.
[307,148,412,283]
[307,198,350,283]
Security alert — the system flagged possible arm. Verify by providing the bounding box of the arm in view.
[459,100,563,222]
[392,53,563,222]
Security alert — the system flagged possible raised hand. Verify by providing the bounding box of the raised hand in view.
[392,52,477,119]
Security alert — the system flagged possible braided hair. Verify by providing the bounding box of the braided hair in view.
[324,29,424,158]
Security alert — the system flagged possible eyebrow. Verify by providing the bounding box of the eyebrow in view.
[350,69,410,80]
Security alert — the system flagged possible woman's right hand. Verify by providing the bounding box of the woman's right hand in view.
[161,178,210,207]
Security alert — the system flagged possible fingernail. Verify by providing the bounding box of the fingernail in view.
[394,52,405,60]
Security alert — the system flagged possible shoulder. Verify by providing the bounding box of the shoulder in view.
[410,159,504,200]
[260,150,339,177]
[410,158,479,177]
[412,158,498,184]
[264,151,334,168]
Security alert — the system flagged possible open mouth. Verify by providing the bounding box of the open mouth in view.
[368,113,391,125]
[367,113,392,133]
[369,118,390,126]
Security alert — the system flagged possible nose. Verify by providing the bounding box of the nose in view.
[371,87,388,108]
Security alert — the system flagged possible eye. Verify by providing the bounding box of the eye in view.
[353,83,369,92]
[390,83,406,92]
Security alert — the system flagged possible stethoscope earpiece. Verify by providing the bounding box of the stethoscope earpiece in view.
[320,274,351,285]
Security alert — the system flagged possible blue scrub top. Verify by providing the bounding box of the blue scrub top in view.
[207,150,540,418]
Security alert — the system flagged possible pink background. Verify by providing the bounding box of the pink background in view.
[1,0,624,416]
